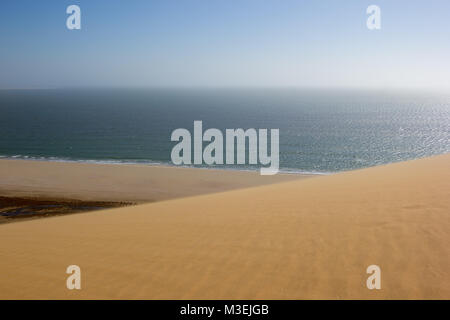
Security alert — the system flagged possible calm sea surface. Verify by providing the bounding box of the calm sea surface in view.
[0,88,449,174]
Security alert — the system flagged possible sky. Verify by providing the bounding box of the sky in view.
[0,0,449,89]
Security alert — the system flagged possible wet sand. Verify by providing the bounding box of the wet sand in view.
[0,196,130,224]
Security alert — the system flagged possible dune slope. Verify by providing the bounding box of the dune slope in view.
[0,154,449,299]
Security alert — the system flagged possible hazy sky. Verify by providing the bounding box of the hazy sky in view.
[1,0,449,89]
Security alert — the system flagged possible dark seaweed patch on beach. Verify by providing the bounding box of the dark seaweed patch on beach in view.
[0,197,131,223]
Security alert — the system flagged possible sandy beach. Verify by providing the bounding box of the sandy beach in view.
[0,159,304,203]
[0,154,449,299]
[0,159,305,223]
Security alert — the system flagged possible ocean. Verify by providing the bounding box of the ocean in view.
[0,88,449,174]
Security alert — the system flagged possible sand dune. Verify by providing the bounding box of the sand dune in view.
[0,154,449,299]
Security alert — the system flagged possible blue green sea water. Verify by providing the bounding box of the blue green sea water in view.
[0,88,448,174]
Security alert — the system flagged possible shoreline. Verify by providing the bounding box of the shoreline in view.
[0,155,333,175]
[3,152,448,176]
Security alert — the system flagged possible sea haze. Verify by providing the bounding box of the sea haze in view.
[0,88,449,174]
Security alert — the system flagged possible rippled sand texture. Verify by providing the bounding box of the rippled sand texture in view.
[0,154,449,299]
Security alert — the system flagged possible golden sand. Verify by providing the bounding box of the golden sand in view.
[0,154,448,299]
